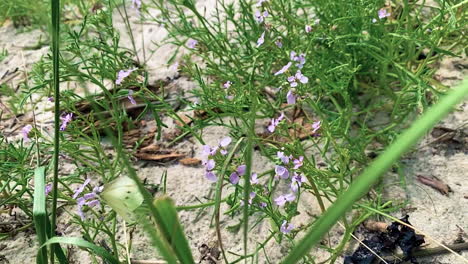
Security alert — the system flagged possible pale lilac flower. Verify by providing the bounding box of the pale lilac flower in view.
[277,151,290,164]
[45,184,53,196]
[127,90,136,105]
[275,39,283,48]
[74,180,103,220]
[267,112,285,133]
[255,10,268,23]
[291,173,306,192]
[230,164,246,184]
[202,145,216,157]
[274,193,295,206]
[21,125,33,142]
[132,0,141,9]
[287,71,308,87]
[256,0,267,6]
[72,178,91,199]
[280,220,294,234]
[312,121,321,134]
[305,25,312,33]
[275,165,289,179]
[256,31,265,47]
[116,68,137,85]
[290,52,306,69]
[60,113,73,131]
[293,156,304,169]
[286,90,296,105]
[274,62,292,76]
[378,8,390,19]
[47,97,54,102]
[219,137,232,147]
[204,159,216,171]
[206,171,217,182]
[250,173,259,185]
[170,62,179,71]
[187,38,198,49]
[223,81,232,89]
[225,95,234,101]
[230,172,240,184]
[259,202,267,208]
[249,192,256,204]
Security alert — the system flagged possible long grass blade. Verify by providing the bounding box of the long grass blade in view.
[49,0,61,262]
[33,166,48,264]
[282,79,468,263]
[38,237,119,264]
[153,196,195,264]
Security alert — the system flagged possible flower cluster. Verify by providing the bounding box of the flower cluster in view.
[273,150,307,207]
[229,165,246,184]
[21,125,33,142]
[202,137,232,182]
[72,179,103,220]
[60,113,73,131]
[267,112,285,133]
[116,68,137,85]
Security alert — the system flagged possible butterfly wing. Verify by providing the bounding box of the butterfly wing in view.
[100,176,144,222]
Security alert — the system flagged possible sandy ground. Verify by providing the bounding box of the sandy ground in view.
[0,3,467,264]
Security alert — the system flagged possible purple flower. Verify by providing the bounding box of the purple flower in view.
[230,164,246,184]
[293,156,303,169]
[259,202,267,208]
[256,31,265,47]
[274,193,295,206]
[187,38,198,49]
[249,192,256,204]
[116,68,137,85]
[275,165,289,179]
[312,120,321,134]
[21,125,33,142]
[60,113,73,131]
[286,90,296,105]
[205,171,217,182]
[132,0,141,9]
[290,52,306,69]
[47,97,54,102]
[230,172,240,184]
[275,39,283,48]
[280,220,294,234]
[267,112,285,133]
[250,173,259,185]
[223,81,232,89]
[127,90,136,105]
[74,180,103,220]
[204,159,216,171]
[291,173,306,192]
[72,178,91,199]
[219,137,232,147]
[274,62,292,76]
[287,70,308,87]
[305,25,312,33]
[255,10,268,23]
[277,151,290,164]
[45,184,53,196]
[378,8,390,19]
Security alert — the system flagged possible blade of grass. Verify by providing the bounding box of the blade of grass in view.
[282,79,468,263]
[33,166,48,264]
[38,237,119,264]
[49,0,61,262]
[152,196,195,264]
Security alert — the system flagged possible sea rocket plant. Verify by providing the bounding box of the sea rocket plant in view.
[256,31,265,47]
[378,8,390,19]
[116,68,137,85]
[127,90,136,105]
[230,165,246,184]
[255,10,268,23]
[202,137,232,181]
[267,112,285,132]
[274,193,295,206]
[280,220,294,234]
[187,38,198,49]
[73,179,103,220]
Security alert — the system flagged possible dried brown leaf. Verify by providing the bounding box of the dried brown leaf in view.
[417,175,451,195]
[179,157,201,166]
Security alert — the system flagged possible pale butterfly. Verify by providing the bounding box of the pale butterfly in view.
[100,176,144,222]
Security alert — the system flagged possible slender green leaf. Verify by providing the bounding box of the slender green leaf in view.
[282,79,468,263]
[33,167,47,264]
[153,196,195,264]
[38,237,119,264]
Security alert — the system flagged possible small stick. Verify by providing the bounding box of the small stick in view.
[384,242,468,262]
